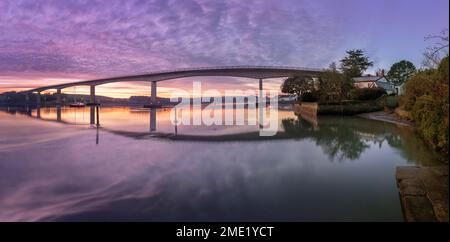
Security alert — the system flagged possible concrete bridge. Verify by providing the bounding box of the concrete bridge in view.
[21,66,325,124]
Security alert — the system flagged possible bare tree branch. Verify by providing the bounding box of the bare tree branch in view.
[422,29,449,69]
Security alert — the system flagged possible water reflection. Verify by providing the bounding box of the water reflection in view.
[150,108,156,132]
[282,116,370,162]
[96,126,99,145]
[0,106,446,221]
[56,106,61,122]
[2,106,446,165]
[283,114,446,164]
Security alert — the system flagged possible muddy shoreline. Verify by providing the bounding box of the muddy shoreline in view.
[357,111,413,127]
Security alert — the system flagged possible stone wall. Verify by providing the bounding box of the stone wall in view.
[396,166,449,222]
[293,102,318,117]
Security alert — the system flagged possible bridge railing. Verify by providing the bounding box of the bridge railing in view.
[141,65,324,75]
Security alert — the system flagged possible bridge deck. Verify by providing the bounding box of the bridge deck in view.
[21,66,325,93]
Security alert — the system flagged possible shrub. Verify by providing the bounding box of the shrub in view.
[401,70,434,110]
[411,95,448,152]
[301,92,319,102]
[318,101,383,115]
[438,56,449,83]
[385,96,399,110]
[350,88,386,101]
[402,56,449,153]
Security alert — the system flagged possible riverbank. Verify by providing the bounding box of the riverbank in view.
[357,111,413,127]
[361,112,448,222]
[396,166,448,222]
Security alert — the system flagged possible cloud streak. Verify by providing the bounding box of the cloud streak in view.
[0,0,448,96]
[0,0,342,73]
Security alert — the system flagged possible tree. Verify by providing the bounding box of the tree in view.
[340,49,374,77]
[281,75,314,101]
[319,62,346,103]
[387,60,416,86]
[422,29,449,69]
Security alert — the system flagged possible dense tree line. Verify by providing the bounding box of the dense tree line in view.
[401,57,448,153]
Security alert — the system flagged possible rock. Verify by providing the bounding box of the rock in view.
[431,200,449,222]
[396,166,419,180]
[402,195,437,222]
[398,178,426,196]
[396,166,449,222]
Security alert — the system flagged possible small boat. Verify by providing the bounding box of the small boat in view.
[69,102,85,107]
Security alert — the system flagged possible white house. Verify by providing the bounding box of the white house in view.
[394,82,406,95]
[353,73,395,95]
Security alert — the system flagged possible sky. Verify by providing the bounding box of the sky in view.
[0,0,448,98]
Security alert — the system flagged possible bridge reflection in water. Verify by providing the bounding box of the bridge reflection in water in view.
[24,103,283,138]
[28,106,164,137]
[1,105,445,165]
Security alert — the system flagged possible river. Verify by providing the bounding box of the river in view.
[0,106,446,221]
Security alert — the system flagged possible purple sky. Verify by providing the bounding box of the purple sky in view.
[0,0,448,97]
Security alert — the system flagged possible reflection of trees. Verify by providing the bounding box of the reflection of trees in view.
[282,117,315,135]
[386,133,402,149]
[314,124,370,162]
[282,115,447,164]
[282,116,369,162]
[388,126,447,165]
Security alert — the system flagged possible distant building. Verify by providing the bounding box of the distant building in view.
[353,70,395,94]
[394,82,406,96]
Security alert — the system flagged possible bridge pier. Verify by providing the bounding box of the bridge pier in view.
[151,81,157,103]
[24,93,30,111]
[258,78,264,127]
[56,89,62,121]
[90,85,96,125]
[145,81,161,108]
[149,81,158,132]
[56,89,62,107]
[35,92,41,118]
[36,92,41,108]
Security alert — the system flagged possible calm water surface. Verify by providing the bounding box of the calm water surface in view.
[0,106,446,221]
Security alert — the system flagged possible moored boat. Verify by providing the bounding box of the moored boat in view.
[69,102,85,107]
